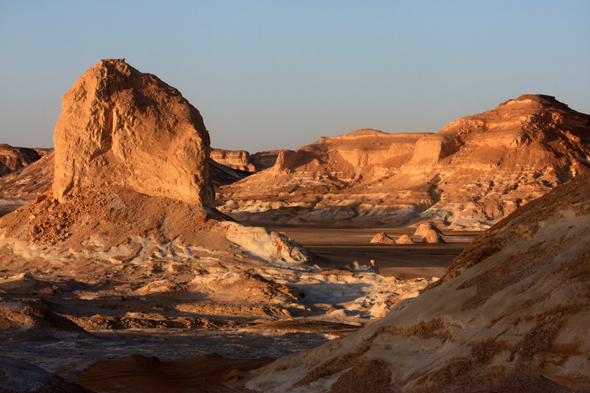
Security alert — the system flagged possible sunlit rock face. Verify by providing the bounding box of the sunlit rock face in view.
[52,59,214,207]
[217,95,590,229]
[210,149,256,172]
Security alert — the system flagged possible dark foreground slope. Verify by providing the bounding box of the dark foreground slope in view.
[247,171,590,393]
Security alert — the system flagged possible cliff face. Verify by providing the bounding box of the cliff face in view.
[0,144,41,177]
[53,59,214,207]
[247,171,590,393]
[217,95,590,229]
[210,149,255,172]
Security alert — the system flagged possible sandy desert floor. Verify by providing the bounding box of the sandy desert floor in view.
[267,225,478,280]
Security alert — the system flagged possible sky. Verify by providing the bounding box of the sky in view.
[1,1,589,153]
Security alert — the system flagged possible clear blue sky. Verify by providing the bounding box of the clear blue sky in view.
[1,1,589,152]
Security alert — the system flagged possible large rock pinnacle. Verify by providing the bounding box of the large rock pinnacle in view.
[52,59,214,207]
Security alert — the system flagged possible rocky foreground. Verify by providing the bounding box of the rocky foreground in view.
[246,171,590,392]
[216,95,590,230]
[0,60,438,392]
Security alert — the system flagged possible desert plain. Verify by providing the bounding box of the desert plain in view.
[0,59,589,393]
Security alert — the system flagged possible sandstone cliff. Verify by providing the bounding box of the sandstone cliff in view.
[247,171,590,392]
[211,149,256,172]
[217,95,590,229]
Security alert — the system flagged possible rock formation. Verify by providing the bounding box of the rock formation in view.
[246,171,590,392]
[211,149,255,172]
[0,61,429,384]
[420,228,446,243]
[0,150,54,204]
[52,59,214,206]
[395,234,414,244]
[370,232,396,244]
[0,144,41,177]
[413,222,443,237]
[217,95,590,229]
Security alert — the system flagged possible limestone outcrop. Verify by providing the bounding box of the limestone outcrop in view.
[52,59,214,206]
[0,144,41,177]
[246,171,590,392]
[420,229,445,243]
[0,60,424,357]
[211,149,255,172]
[395,234,414,244]
[413,222,443,237]
[217,95,590,229]
[370,232,396,244]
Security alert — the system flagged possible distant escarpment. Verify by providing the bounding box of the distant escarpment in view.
[0,144,42,177]
[217,95,590,229]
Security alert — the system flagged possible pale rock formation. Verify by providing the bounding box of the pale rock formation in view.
[210,149,255,172]
[250,150,282,170]
[52,59,214,206]
[217,96,590,229]
[0,60,426,355]
[395,234,414,244]
[246,171,590,393]
[370,232,396,244]
[414,222,443,237]
[420,228,446,243]
[0,144,41,177]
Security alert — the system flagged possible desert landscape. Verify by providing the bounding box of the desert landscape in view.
[0,58,588,393]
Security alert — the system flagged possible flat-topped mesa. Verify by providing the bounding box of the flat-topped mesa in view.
[52,59,214,207]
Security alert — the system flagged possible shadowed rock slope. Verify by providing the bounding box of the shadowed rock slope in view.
[218,95,590,229]
[246,171,590,392]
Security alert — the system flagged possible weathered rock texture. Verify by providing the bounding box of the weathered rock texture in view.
[52,59,214,206]
[0,61,427,363]
[0,150,54,203]
[0,144,41,177]
[211,149,256,172]
[247,171,590,392]
[0,148,248,201]
[217,95,590,229]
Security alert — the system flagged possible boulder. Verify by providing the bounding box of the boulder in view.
[420,229,446,243]
[370,232,396,244]
[395,234,414,244]
[413,222,443,237]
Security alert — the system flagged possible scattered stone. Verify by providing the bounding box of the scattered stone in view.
[395,234,414,244]
[413,222,443,237]
[420,229,446,243]
[370,232,396,244]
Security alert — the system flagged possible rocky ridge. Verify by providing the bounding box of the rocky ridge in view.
[217,95,590,230]
[0,144,41,177]
[246,170,590,393]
